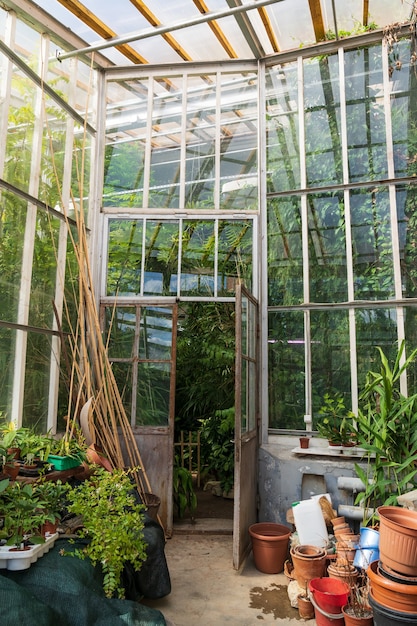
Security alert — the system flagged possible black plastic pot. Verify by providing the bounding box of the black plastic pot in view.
[369,592,417,626]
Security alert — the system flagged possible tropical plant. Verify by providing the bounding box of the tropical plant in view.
[173,455,197,520]
[63,466,147,599]
[33,478,68,525]
[200,408,235,493]
[354,341,417,524]
[316,393,356,445]
[1,481,49,548]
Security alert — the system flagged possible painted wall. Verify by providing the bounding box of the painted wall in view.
[258,436,367,529]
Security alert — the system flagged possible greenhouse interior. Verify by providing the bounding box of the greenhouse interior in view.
[2,0,417,623]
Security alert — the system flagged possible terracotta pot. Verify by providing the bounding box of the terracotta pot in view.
[328,561,359,586]
[298,594,315,619]
[336,545,356,563]
[342,605,374,625]
[378,506,417,576]
[41,519,58,535]
[290,544,327,587]
[4,462,19,480]
[249,523,291,574]
[331,516,346,528]
[367,559,417,613]
[299,436,310,449]
[7,447,20,460]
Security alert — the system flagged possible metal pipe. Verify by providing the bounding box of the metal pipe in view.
[338,504,375,521]
[337,476,366,492]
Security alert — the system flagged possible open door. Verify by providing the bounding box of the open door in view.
[233,283,259,570]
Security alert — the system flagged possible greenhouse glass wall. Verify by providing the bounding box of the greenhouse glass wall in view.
[1,2,417,523]
[1,7,417,434]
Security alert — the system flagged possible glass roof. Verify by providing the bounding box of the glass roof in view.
[19,0,413,66]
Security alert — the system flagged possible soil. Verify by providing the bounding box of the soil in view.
[173,484,234,522]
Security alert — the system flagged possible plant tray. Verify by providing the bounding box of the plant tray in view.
[0,532,58,571]
[47,454,81,470]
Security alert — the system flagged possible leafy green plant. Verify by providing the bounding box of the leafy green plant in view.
[200,408,235,493]
[354,341,417,524]
[316,393,356,445]
[173,455,197,520]
[1,481,49,548]
[63,466,147,599]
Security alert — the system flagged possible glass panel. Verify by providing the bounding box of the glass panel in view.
[241,356,247,432]
[143,220,179,296]
[185,75,216,208]
[23,331,52,431]
[219,72,258,210]
[266,62,300,193]
[400,185,417,298]
[268,311,305,429]
[267,196,303,305]
[4,70,36,195]
[0,327,14,419]
[138,307,173,361]
[391,38,416,180]
[405,307,417,390]
[345,44,387,183]
[136,362,170,426]
[310,310,351,428]
[103,80,148,207]
[351,187,394,300]
[107,219,143,296]
[248,360,256,431]
[355,308,398,391]
[28,213,59,329]
[304,53,342,187]
[0,191,25,324]
[309,191,348,303]
[180,220,215,296]
[111,362,133,422]
[148,77,183,209]
[105,307,136,359]
[218,220,252,296]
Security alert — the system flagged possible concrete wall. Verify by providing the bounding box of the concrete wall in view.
[258,436,368,528]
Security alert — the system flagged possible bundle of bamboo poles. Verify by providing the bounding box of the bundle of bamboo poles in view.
[60,195,155,507]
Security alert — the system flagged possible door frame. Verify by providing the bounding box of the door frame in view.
[233,283,260,570]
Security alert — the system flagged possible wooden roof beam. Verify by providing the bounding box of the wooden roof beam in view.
[56,0,148,63]
[308,0,326,42]
[129,0,193,61]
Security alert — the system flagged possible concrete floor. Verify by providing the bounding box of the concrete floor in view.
[142,519,316,626]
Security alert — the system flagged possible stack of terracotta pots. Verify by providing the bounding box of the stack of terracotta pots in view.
[290,544,327,621]
[367,506,417,625]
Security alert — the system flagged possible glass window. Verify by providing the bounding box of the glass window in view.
[218,220,253,295]
[144,220,179,296]
[304,53,342,187]
[351,187,394,300]
[345,44,387,183]
[107,220,143,296]
[311,309,351,427]
[268,310,305,429]
[308,191,348,303]
[266,62,300,193]
[267,196,303,306]
[180,220,215,296]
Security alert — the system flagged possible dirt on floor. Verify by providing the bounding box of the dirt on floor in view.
[173,484,234,522]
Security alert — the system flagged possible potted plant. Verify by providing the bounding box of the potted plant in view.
[33,478,68,534]
[173,455,197,521]
[354,341,417,526]
[341,578,373,625]
[1,481,48,549]
[0,446,20,480]
[62,465,148,599]
[317,393,357,446]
